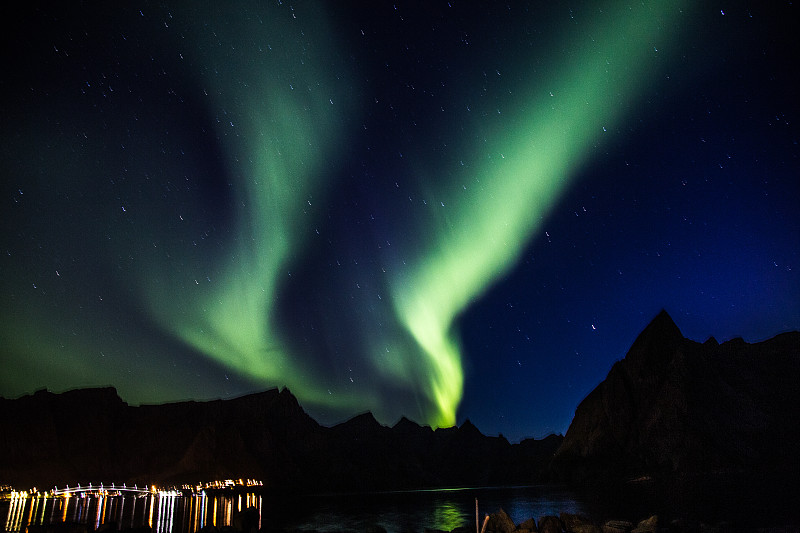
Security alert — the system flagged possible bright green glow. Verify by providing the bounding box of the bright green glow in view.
[130,2,688,427]
[137,5,360,409]
[0,3,693,426]
[433,500,466,532]
[391,1,687,427]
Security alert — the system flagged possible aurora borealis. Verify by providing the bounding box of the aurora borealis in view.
[2,1,798,441]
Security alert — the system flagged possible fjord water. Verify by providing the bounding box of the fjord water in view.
[267,486,589,533]
[2,486,589,533]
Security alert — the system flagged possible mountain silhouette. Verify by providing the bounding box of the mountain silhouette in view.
[0,386,558,490]
[2,310,797,493]
[553,309,800,481]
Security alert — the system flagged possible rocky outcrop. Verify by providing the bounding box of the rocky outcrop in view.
[553,310,800,481]
[537,516,564,533]
[482,511,608,533]
[485,509,516,533]
[403,510,751,533]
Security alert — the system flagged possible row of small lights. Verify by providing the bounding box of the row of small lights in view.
[1,479,263,500]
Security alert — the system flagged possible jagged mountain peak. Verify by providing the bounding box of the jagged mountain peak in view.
[392,415,418,429]
[459,418,482,435]
[624,309,685,375]
[704,336,719,347]
[336,411,382,430]
[392,416,433,438]
[640,309,682,343]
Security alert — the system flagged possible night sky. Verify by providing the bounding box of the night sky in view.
[2,1,798,442]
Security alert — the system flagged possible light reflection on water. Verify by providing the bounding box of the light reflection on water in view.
[2,486,587,533]
[432,500,462,532]
[1,491,262,533]
[270,486,588,533]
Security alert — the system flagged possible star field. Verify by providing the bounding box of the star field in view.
[1,1,798,442]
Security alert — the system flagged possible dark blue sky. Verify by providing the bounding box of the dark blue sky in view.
[2,1,798,442]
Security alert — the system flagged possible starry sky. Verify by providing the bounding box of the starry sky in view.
[1,1,798,442]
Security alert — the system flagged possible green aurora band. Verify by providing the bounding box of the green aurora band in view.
[139,1,689,427]
[389,1,689,427]
[136,4,366,410]
[0,2,691,428]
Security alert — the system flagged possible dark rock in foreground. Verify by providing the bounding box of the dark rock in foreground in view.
[475,510,739,533]
[485,509,516,533]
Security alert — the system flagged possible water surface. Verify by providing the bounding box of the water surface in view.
[266,485,588,533]
[2,485,588,533]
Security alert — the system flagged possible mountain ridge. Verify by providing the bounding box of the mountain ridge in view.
[2,310,798,492]
[0,384,560,490]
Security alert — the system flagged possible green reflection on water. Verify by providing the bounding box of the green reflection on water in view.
[433,500,467,532]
